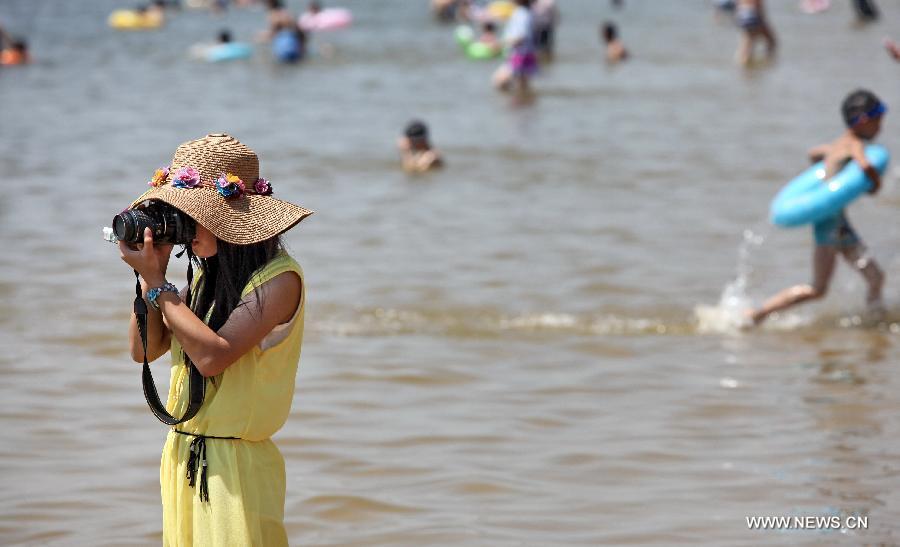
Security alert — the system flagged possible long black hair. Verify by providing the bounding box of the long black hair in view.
[184,236,283,334]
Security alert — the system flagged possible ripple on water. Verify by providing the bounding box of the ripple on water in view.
[301,494,422,523]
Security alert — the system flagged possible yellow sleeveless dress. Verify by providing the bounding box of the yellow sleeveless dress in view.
[159,253,305,546]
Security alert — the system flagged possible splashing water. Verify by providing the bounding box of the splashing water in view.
[695,229,766,334]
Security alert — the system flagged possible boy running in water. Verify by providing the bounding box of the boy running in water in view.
[749,90,887,325]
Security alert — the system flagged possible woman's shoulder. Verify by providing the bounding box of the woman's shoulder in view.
[248,254,304,325]
[271,251,303,275]
[242,252,303,296]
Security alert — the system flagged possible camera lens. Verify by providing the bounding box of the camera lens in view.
[112,203,195,245]
[112,209,154,243]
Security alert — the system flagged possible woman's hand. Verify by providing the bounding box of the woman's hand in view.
[118,228,174,287]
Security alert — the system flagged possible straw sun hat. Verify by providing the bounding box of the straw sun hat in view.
[131,133,313,245]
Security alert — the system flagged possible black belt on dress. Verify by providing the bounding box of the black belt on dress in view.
[173,429,240,502]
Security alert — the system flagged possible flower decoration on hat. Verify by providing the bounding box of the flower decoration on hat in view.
[172,166,201,189]
[148,166,170,187]
[253,177,273,196]
[216,173,246,199]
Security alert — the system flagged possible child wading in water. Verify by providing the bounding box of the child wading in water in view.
[749,90,887,325]
[492,0,538,93]
[478,21,502,55]
[397,120,443,173]
[117,134,313,545]
[735,0,776,66]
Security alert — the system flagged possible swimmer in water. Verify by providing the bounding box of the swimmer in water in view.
[715,0,736,11]
[260,0,296,41]
[0,36,29,66]
[478,22,502,55]
[600,21,627,64]
[148,1,167,23]
[735,0,776,66]
[852,0,878,21]
[748,89,887,326]
[432,0,459,23]
[304,0,322,16]
[397,120,443,173]
[189,28,235,59]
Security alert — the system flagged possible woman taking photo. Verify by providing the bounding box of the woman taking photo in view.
[117,133,313,545]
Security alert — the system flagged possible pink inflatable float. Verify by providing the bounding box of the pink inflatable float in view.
[800,0,830,14]
[299,8,352,31]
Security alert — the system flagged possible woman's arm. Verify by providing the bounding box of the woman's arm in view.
[152,270,301,377]
[120,238,175,363]
[121,228,301,378]
[127,276,174,363]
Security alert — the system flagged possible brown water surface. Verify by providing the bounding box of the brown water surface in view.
[1,0,899,545]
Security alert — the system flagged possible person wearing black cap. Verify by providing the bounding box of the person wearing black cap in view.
[397,120,443,173]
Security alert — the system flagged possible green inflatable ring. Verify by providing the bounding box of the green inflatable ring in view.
[454,25,501,60]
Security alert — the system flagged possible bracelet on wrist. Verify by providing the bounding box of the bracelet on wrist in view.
[147,282,178,310]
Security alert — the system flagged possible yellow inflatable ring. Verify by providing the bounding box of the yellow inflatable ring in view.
[487,0,516,21]
[108,10,163,30]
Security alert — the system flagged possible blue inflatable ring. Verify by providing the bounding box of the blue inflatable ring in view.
[770,144,889,227]
[207,43,253,63]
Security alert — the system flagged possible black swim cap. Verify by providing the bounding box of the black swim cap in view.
[842,89,882,127]
[404,120,428,139]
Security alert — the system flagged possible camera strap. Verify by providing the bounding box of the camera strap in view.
[134,271,205,426]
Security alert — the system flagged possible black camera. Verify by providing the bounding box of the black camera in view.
[112,201,196,245]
